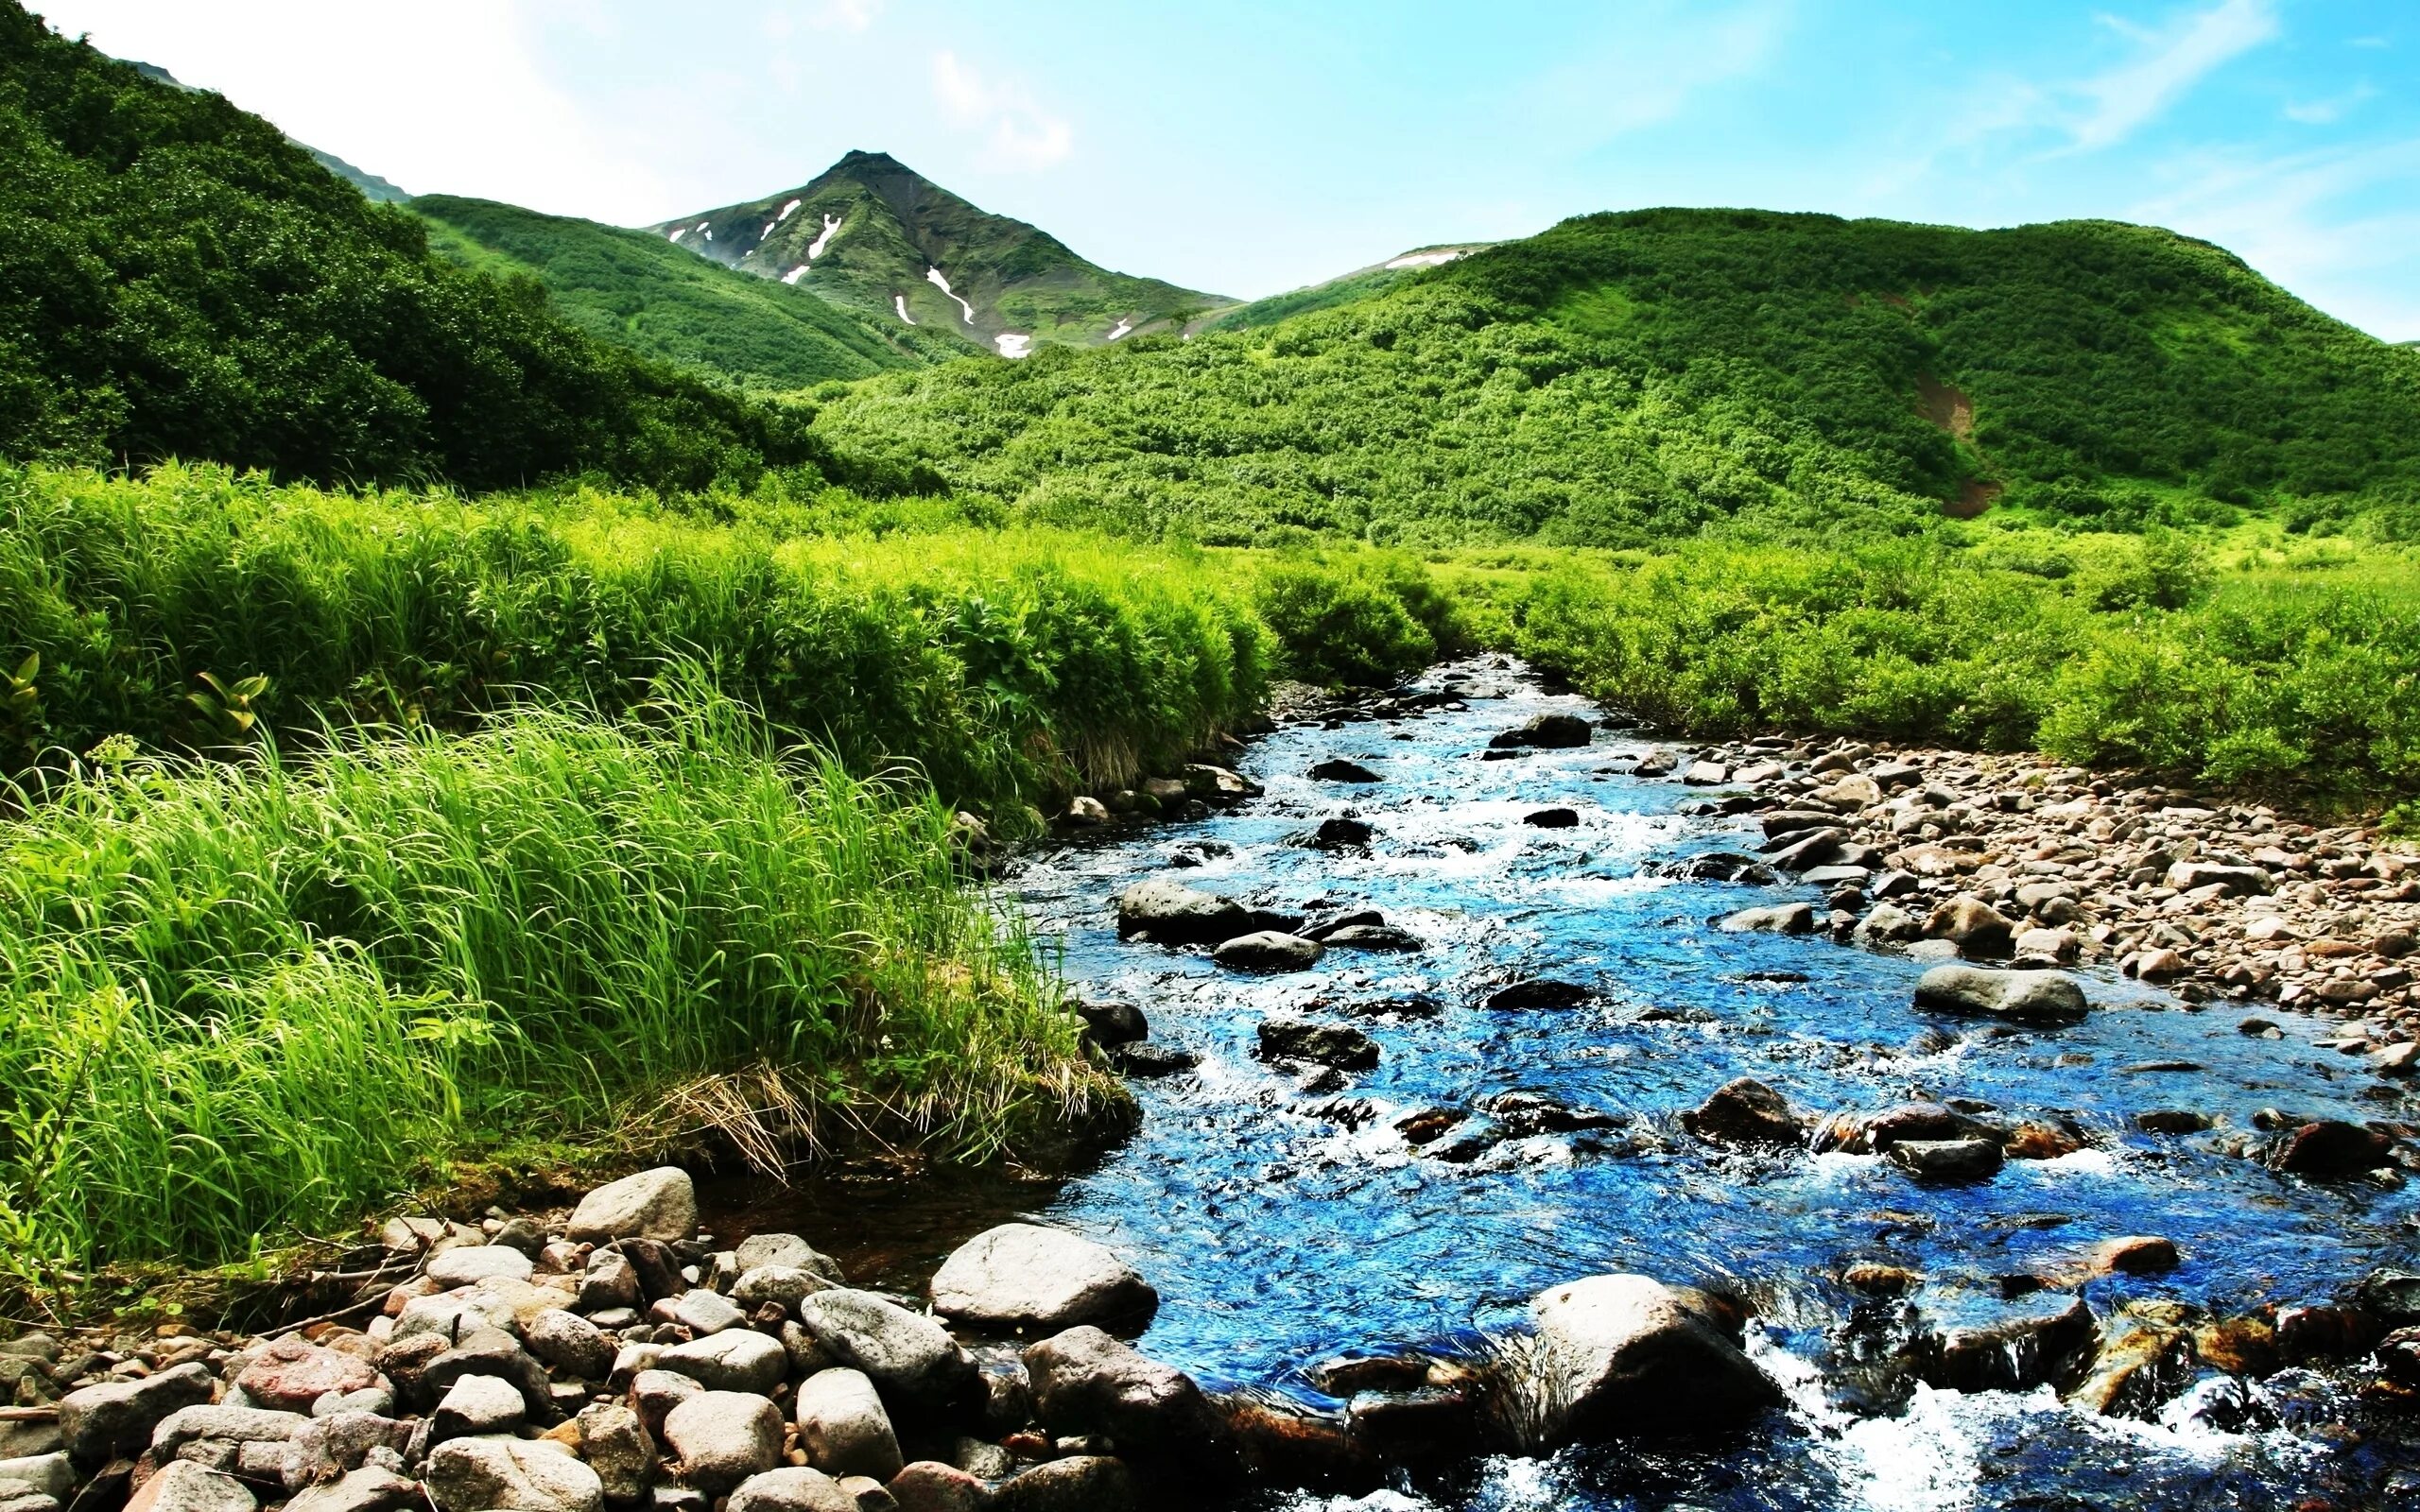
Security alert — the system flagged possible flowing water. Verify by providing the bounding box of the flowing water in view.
[724,661,2420,1509]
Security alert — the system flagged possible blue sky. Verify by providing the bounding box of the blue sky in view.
[35,0,2420,336]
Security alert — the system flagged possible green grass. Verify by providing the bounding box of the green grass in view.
[0,680,1111,1280]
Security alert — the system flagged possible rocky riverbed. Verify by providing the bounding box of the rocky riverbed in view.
[9,658,2420,1512]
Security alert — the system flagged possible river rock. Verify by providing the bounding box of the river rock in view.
[1307,759,1380,782]
[1853,903,1922,946]
[148,1407,308,1462]
[1887,1138,2003,1182]
[661,1393,783,1493]
[1921,1297,2098,1393]
[577,1251,645,1314]
[1482,978,1596,1011]
[281,1413,412,1492]
[799,1292,978,1414]
[426,1437,601,1512]
[1063,797,1110,827]
[1321,924,1425,953]
[930,1225,1158,1335]
[1489,713,1591,750]
[2273,1120,2393,1177]
[1023,1328,1228,1461]
[1113,880,1250,944]
[1212,931,1324,972]
[732,1265,832,1316]
[2093,1236,2181,1276]
[1526,1276,1783,1443]
[1523,807,1580,829]
[124,1461,255,1512]
[725,1468,856,1512]
[733,1234,843,1280]
[1924,895,2014,957]
[1912,965,2088,1025]
[525,1310,614,1381]
[885,1462,987,1512]
[426,1245,536,1289]
[1071,1001,1148,1048]
[1254,1017,1379,1071]
[1682,1079,1806,1147]
[283,1467,418,1512]
[1717,902,1815,935]
[789,1369,900,1482]
[566,1168,697,1245]
[657,1330,787,1396]
[430,1374,526,1444]
[59,1362,215,1465]
[0,1455,71,1503]
[2166,862,2270,896]
[993,1456,1135,1511]
[233,1338,385,1417]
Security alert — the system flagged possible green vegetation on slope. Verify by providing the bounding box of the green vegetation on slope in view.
[0,7,828,491]
[811,210,2420,546]
[653,150,1225,351]
[0,684,1109,1277]
[415,195,955,389]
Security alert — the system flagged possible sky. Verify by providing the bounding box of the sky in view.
[30,0,2420,338]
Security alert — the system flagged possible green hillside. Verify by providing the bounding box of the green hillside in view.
[812,209,2420,546]
[1191,244,1493,335]
[650,150,1228,353]
[414,195,953,389]
[0,7,826,491]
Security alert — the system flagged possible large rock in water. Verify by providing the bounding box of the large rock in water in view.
[1912,965,2088,1025]
[1683,1079,1806,1147]
[929,1224,1159,1335]
[1526,1276,1782,1443]
[565,1167,696,1244]
[1022,1328,1230,1462]
[799,1291,979,1413]
[1211,931,1324,972]
[1114,880,1250,944]
[1489,713,1593,750]
[1255,1017,1379,1071]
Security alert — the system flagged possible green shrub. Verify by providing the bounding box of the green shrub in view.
[1254,557,1438,687]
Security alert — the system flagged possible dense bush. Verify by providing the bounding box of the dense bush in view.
[1254,553,1466,687]
[0,8,832,490]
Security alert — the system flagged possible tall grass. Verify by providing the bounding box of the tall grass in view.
[0,464,1272,817]
[0,679,1111,1279]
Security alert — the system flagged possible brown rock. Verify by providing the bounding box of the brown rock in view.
[884,1462,986,1512]
[234,1339,380,1415]
[2092,1237,2180,1276]
[2004,1122,2083,1160]
[1925,895,2015,958]
[2273,1120,2393,1177]
[1841,1264,1920,1297]
[1682,1078,1806,1147]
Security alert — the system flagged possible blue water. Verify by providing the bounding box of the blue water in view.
[747,661,2420,1508]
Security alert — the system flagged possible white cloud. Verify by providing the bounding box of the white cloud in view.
[1529,0,1793,141]
[806,0,882,34]
[2283,84,2377,125]
[929,50,1072,170]
[2065,0,2278,151]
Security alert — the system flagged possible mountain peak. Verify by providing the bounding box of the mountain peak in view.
[649,152,1226,355]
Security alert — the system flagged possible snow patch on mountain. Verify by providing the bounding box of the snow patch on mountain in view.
[1385,249,1465,268]
[782,266,809,284]
[1106,318,1133,340]
[667,228,684,242]
[894,295,918,325]
[778,198,802,222]
[994,333,1031,358]
[925,266,977,325]
[807,213,843,259]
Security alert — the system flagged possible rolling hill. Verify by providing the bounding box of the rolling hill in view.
[649,150,1227,355]
[810,208,2420,545]
[414,195,952,390]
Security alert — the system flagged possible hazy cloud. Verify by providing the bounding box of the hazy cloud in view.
[2283,84,2376,125]
[1529,0,1793,142]
[2065,0,2278,151]
[931,50,1072,170]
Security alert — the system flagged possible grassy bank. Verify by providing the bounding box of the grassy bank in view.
[1477,527,2420,811]
[0,464,1272,820]
[0,683,1112,1286]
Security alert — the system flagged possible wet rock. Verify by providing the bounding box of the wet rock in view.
[1478,1090,1622,1137]
[2272,1120,2393,1177]
[1489,713,1591,750]
[526,1310,614,1381]
[1255,1018,1379,1072]
[1853,903,1922,946]
[2003,1122,2084,1160]
[427,1245,537,1289]
[2068,1314,2198,1419]
[1321,923,1425,954]
[723,1469,855,1512]
[1912,965,2088,1026]
[662,1393,783,1493]
[1682,1078,1806,1147]
[1303,817,1374,852]
[1668,851,1778,885]
[790,1370,900,1483]
[1841,1264,1921,1297]
[2134,1109,2213,1135]
[1522,807,1580,829]
[1180,764,1256,802]
[1717,902,1815,935]
[1106,1043,1197,1077]
[59,1362,215,1465]
[1210,932,1323,972]
[1630,748,1675,777]
[2129,948,2189,982]
[1070,1001,1147,1049]
[993,1456,1133,1512]
[2092,1237,2180,1276]
[1214,1392,1376,1492]
[1811,1103,1965,1154]
[1306,759,1380,783]
[647,1332,774,1399]
[1526,1276,1783,1443]
[1022,1328,1229,1464]
[1919,1297,2098,1394]
[1924,895,2015,958]
[427,1437,602,1512]
[799,1293,978,1415]
[1886,1139,2003,1183]
[1112,880,1250,945]
[124,1461,255,1512]
[567,1168,697,1246]
[929,1225,1157,1336]
[1482,979,1596,1011]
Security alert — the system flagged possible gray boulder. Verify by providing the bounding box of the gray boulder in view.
[424,1437,602,1512]
[1853,903,1922,946]
[884,1462,987,1512]
[656,1331,788,1396]
[1211,932,1324,972]
[1022,1327,1226,1459]
[572,1404,654,1506]
[1887,1138,2004,1182]
[281,1467,418,1512]
[2167,862,2270,896]
[1527,1275,1782,1443]
[733,1234,842,1280]
[993,1456,1136,1511]
[149,1408,307,1461]
[791,1369,901,1482]
[525,1310,614,1381]
[724,1469,856,1512]
[929,1225,1158,1336]
[1113,880,1249,945]
[0,1456,69,1503]
[565,1168,697,1245]
[1254,1019,1378,1071]
[59,1361,215,1464]
[661,1393,783,1493]
[429,1374,525,1445]
[1717,902,1815,935]
[425,1245,535,1289]
[126,1461,254,1512]
[798,1291,978,1414]
[1912,965,2088,1026]
[732,1266,832,1316]
[670,1290,745,1336]
[280,1414,411,1494]
[1489,713,1592,750]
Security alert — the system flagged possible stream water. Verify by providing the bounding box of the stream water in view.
[727,662,2420,1509]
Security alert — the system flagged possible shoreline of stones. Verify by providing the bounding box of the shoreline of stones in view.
[0,1169,1853,1512]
